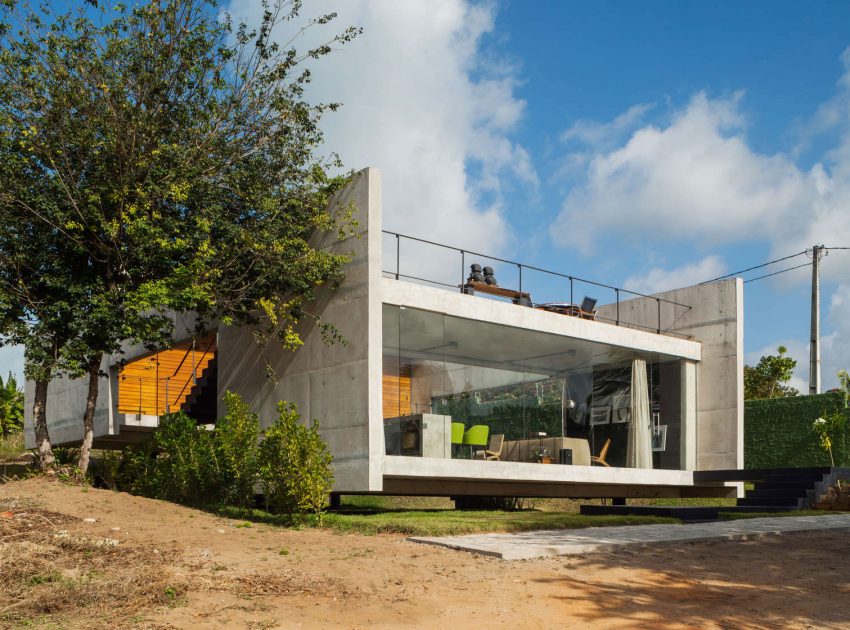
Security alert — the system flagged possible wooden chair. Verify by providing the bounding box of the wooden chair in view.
[591,438,611,467]
[578,296,598,320]
[473,433,504,461]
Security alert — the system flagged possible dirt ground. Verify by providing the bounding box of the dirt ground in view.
[1,477,849,629]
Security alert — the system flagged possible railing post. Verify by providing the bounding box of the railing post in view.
[395,233,400,280]
[192,340,197,384]
[615,288,620,326]
[460,250,465,292]
[569,277,573,306]
[518,263,522,295]
[657,298,661,334]
[165,378,170,414]
[138,377,142,415]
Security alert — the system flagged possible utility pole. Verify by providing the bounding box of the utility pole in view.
[809,245,823,395]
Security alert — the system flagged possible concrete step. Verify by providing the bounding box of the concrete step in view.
[761,472,827,483]
[749,481,815,495]
[579,504,803,521]
[737,496,803,508]
[694,467,830,483]
[746,487,811,499]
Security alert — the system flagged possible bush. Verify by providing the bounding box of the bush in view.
[259,402,334,523]
[214,392,261,508]
[101,393,333,522]
[128,412,220,504]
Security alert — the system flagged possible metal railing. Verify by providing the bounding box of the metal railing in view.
[382,230,692,338]
[119,338,216,416]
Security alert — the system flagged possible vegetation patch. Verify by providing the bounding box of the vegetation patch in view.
[0,497,188,628]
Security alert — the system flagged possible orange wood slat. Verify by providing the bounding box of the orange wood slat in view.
[382,362,411,418]
[118,338,216,416]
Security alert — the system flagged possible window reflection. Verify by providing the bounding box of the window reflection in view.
[382,304,686,469]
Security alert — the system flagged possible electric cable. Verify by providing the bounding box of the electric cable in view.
[743,262,812,283]
[699,249,809,284]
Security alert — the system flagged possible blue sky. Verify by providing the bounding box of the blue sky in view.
[4,0,850,390]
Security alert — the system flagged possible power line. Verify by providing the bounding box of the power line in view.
[700,249,809,284]
[743,262,812,283]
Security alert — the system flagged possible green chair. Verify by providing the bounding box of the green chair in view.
[451,422,465,458]
[462,425,489,458]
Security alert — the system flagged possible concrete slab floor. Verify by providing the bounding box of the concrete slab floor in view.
[408,513,850,560]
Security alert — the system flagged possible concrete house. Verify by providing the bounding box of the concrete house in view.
[27,168,744,500]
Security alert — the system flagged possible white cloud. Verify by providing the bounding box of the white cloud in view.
[550,48,850,389]
[744,284,850,392]
[551,91,817,256]
[623,255,726,295]
[561,102,654,149]
[224,0,536,285]
[822,283,850,387]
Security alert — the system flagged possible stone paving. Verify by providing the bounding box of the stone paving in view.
[408,513,850,560]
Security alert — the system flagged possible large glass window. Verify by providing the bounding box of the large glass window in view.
[382,304,688,469]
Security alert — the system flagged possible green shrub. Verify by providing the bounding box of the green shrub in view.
[102,393,333,522]
[138,412,220,504]
[214,392,261,508]
[0,372,24,436]
[259,402,334,524]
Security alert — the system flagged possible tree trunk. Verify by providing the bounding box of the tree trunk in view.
[78,353,103,475]
[32,378,55,471]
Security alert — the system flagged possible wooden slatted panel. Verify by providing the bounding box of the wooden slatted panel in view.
[118,336,216,416]
[382,361,411,418]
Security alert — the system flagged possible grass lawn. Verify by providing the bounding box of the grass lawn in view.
[0,431,26,462]
[198,492,850,538]
[321,509,679,536]
[218,495,678,536]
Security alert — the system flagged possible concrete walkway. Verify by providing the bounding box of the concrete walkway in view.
[408,513,850,560]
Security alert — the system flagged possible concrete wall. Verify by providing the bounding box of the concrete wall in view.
[24,363,114,448]
[597,279,744,471]
[217,168,384,492]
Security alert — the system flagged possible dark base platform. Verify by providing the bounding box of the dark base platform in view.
[580,504,800,521]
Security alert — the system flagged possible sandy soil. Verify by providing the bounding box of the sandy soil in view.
[1,477,849,630]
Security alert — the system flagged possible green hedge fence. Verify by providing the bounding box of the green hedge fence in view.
[744,392,849,468]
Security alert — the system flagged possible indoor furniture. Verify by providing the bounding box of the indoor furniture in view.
[502,437,591,466]
[472,433,504,461]
[462,424,490,458]
[591,438,612,467]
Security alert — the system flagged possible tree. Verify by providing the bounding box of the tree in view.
[0,203,86,469]
[744,345,799,400]
[0,0,359,473]
[0,372,24,436]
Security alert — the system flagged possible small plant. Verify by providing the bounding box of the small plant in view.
[278,548,289,556]
[531,447,551,463]
[813,413,846,488]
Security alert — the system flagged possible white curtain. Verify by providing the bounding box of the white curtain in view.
[627,357,653,469]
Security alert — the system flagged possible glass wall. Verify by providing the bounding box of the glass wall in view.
[382,304,688,469]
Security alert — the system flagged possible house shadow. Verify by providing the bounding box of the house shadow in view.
[529,530,850,628]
